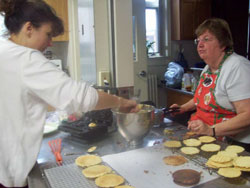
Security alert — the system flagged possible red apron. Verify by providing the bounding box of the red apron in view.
[190,54,236,126]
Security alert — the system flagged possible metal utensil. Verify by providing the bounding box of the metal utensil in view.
[162,107,180,115]
[112,105,181,146]
[112,105,155,146]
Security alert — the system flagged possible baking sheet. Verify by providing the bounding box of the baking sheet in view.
[102,144,219,188]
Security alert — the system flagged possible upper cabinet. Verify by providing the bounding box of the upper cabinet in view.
[171,0,211,40]
[44,0,69,41]
[211,0,249,57]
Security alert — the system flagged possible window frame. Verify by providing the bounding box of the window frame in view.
[145,0,169,58]
[145,7,160,55]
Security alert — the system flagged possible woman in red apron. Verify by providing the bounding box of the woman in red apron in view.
[170,18,250,151]
[189,53,236,140]
[191,53,236,123]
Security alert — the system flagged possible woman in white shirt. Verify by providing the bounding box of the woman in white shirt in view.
[0,0,138,187]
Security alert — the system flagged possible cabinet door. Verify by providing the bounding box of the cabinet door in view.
[44,0,69,41]
[171,0,211,40]
[196,0,211,33]
[180,0,197,39]
[170,0,181,40]
[182,0,211,39]
[166,88,193,107]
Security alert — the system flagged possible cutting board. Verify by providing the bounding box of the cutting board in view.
[102,144,219,188]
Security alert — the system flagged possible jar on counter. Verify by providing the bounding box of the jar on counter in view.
[191,76,198,92]
[182,73,192,92]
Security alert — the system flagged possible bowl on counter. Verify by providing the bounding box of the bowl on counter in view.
[112,105,155,146]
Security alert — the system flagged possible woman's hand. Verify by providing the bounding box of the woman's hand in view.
[188,120,213,136]
[169,99,195,116]
[169,104,185,116]
[96,91,139,113]
[119,98,140,113]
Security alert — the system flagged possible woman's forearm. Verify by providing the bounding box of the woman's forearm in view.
[214,125,248,136]
[214,112,250,136]
[181,98,196,112]
[95,91,120,110]
[94,91,138,113]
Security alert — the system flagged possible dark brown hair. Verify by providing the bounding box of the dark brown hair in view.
[195,18,233,52]
[0,0,64,37]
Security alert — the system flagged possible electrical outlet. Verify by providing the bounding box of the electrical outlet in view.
[99,71,110,86]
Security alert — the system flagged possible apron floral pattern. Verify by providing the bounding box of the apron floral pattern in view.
[190,53,236,126]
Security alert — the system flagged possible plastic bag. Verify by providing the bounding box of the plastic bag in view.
[164,62,184,89]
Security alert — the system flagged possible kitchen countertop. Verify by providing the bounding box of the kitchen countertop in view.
[159,83,194,96]
[28,119,250,188]
[167,87,194,96]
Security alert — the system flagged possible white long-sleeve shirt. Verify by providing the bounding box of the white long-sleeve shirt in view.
[0,39,98,187]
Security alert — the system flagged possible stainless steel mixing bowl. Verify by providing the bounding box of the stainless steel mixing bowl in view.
[112,105,155,146]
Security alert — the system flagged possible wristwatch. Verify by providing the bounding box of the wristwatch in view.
[211,125,216,137]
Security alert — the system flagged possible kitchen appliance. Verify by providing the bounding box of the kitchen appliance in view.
[58,109,113,142]
[58,86,117,142]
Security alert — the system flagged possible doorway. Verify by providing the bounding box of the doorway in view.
[132,0,149,102]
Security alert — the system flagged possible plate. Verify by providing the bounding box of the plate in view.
[43,111,61,135]
[43,122,59,135]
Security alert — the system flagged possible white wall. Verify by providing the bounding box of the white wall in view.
[113,0,134,87]
[45,42,69,70]
[171,40,201,68]
[65,0,81,80]
[148,57,169,80]
[94,0,111,85]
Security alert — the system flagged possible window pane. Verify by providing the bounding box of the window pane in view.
[146,0,157,3]
[145,0,159,7]
[0,14,8,40]
[146,9,158,54]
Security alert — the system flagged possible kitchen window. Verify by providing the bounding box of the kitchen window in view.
[146,8,158,54]
[145,0,168,57]
[0,14,8,40]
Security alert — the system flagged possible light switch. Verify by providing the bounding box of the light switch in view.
[99,71,110,86]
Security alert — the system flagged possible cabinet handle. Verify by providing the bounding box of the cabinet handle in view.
[82,24,84,35]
